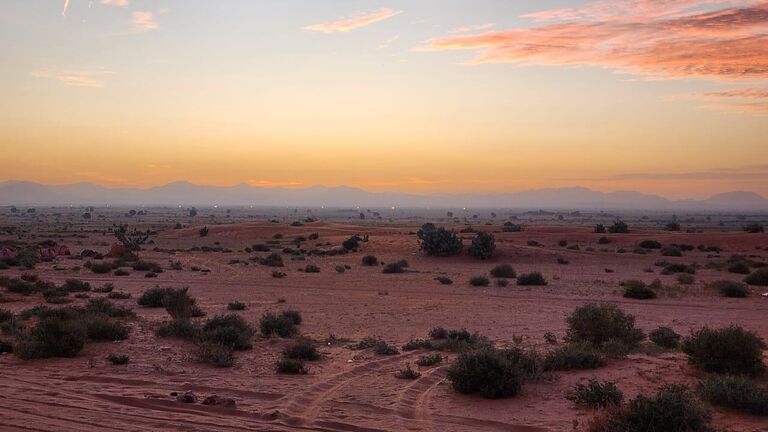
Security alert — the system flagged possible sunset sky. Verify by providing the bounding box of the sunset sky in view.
[1,0,767,198]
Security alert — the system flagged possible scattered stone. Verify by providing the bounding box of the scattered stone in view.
[176,390,197,403]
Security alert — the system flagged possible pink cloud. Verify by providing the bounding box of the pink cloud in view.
[132,11,158,32]
[449,23,495,34]
[31,67,115,88]
[422,1,768,81]
[101,0,128,6]
[693,87,768,112]
[304,8,401,33]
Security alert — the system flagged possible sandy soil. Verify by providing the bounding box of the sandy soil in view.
[1,210,767,432]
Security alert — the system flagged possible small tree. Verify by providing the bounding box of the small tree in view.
[113,225,149,252]
[468,232,495,260]
[199,226,209,237]
[417,223,463,257]
[608,219,629,234]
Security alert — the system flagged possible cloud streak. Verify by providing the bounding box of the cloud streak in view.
[132,11,158,32]
[422,1,768,81]
[31,67,114,88]
[304,8,401,33]
[692,87,768,113]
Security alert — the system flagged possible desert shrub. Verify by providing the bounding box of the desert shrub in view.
[666,222,682,231]
[649,326,681,349]
[396,364,421,380]
[743,223,765,233]
[85,298,135,318]
[0,340,12,354]
[341,235,362,251]
[417,223,463,256]
[447,348,533,399]
[677,273,695,285]
[280,310,301,325]
[588,385,711,432]
[468,232,496,260]
[568,379,623,408]
[490,264,516,278]
[196,342,234,367]
[597,236,611,244]
[435,276,453,285]
[416,353,443,366]
[517,272,547,286]
[661,246,683,257]
[558,239,568,247]
[276,358,308,374]
[260,253,284,267]
[137,287,172,307]
[161,287,197,319]
[88,262,114,274]
[638,240,662,249]
[200,314,253,350]
[84,316,129,341]
[502,222,523,232]
[712,280,749,298]
[682,326,765,375]
[199,226,209,237]
[469,276,490,287]
[14,317,88,359]
[622,280,656,299]
[557,257,570,265]
[543,344,605,371]
[527,240,540,247]
[374,340,399,355]
[662,263,696,275]
[594,224,606,234]
[495,278,509,287]
[0,308,12,323]
[744,268,768,286]
[361,255,378,266]
[62,279,91,292]
[132,261,163,273]
[227,301,246,311]
[260,312,297,338]
[382,261,406,274]
[283,339,320,361]
[608,220,629,234]
[303,264,320,273]
[251,243,270,252]
[107,354,129,365]
[697,375,768,416]
[272,271,286,278]
[566,303,644,349]
[113,269,130,276]
[728,261,751,274]
[156,318,199,339]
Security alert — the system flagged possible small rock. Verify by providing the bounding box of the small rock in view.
[201,395,236,409]
[176,390,197,403]
[159,346,171,352]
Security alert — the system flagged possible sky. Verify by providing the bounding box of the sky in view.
[1,0,767,199]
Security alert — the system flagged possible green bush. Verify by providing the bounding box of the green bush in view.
[14,317,87,359]
[712,280,749,298]
[568,379,623,408]
[447,347,535,399]
[227,301,247,311]
[622,280,656,300]
[608,220,629,234]
[373,340,399,355]
[62,279,91,292]
[196,342,235,367]
[416,353,443,366]
[589,385,711,432]
[468,232,496,260]
[417,223,463,256]
[161,287,197,320]
[276,358,308,374]
[517,272,547,286]
[490,264,516,278]
[137,287,173,307]
[543,344,605,371]
[744,268,768,286]
[201,314,253,350]
[156,318,199,339]
[260,312,297,338]
[283,339,320,360]
[396,364,421,380]
[469,276,490,287]
[132,261,163,273]
[682,326,765,375]
[84,316,129,341]
[649,326,681,349]
[502,222,523,232]
[88,262,114,274]
[566,303,644,349]
[697,375,768,416]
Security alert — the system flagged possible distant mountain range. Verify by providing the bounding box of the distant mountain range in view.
[1,181,767,211]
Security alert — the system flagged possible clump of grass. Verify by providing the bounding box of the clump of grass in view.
[567,379,623,408]
[744,268,768,286]
[447,347,537,399]
[621,280,657,300]
[543,343,605,371]
[416,353,443,366]
[260,253,284,267]
[566,303,644,350]
[276,358,308,374]
[260,312,297,338]
[395,363,421,380]
[361,255,379,266]
[227,301,247,311]
[196,342,235,368]
[283,339,320,361]
[382,260,409,274]
[200,314,254,350]
[711,280,750,298]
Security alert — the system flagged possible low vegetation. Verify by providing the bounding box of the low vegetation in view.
[568,379,623,408]
[697,375,768,416]
[682,325,765,375]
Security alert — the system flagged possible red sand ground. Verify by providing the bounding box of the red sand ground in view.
[1,217,767,431]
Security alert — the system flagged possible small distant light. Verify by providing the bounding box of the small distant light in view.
[391,206,396,210]
[214,205,218,208]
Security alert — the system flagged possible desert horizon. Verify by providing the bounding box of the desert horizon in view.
[2,1,768,431]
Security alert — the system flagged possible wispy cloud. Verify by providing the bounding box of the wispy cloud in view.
[247,180,304,188]
[101,0,129,7]
[449,23,494,34]
[422,1,768,82]
[61,0,70,17]
[379,35,400,49]
[31,67,114,88]
[132,11,158,32]
[304,8,402,33]
[692,88,768,113]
